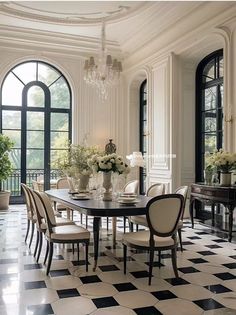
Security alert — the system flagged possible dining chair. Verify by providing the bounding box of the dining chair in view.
[175,186,189,251]
[128,183,165,231]
[122,193,184,285]
[23,184,74,263]
[33,190,90,275]
[21,183,36,249]
[56,177,74,220]
[32,180,41,191]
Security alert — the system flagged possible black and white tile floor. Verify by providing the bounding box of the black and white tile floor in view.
[0,205,236,315]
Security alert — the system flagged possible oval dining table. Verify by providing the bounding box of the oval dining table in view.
[45,189,151,270]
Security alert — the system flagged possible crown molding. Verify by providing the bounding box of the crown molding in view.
[0,25,122,58]
[0,2,151,25]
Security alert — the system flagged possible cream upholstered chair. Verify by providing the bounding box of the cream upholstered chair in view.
[56,177,74,220]
[32,180,41,191]
[175,186,189,251]
[21,183,36,248]
[23,184,74,263]
[34,190,90,275]
[123,193,184,285]
[128,183,165,230]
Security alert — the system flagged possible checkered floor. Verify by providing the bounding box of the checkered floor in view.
[0,205,236,315]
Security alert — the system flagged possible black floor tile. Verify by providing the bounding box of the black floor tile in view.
[145,261,164,268]
[212,239,228,243]
[27,304,54,315]
[223,263,236,269]
[80,275,102,284]
[113,282,137,292]
[205,244,222,249]
[195,231,209,235]
[49,269,71,277]
[182,241,194,246]
[188,236,201,240]
[92,296,119,308]
[134,306,163,315]
[24,263,42,270]
[72,260,90,266]
[214,272,236,280]
[130,270,150,278]
[194,298,224,311]
[197,251,217,256]
[0,258,18,264]
[204,284,232,294]
[165,278,189,286]
[188,258,208,264]
[57,288,80,298]
[54,255,64,260]
[151,290,177,300]
[99,264,120,272]
[24,280,46,290]
[229,255,236,260]
[160,253,172,259]
[178,267,200,274]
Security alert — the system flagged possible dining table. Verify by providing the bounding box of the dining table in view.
[45,189,151,270]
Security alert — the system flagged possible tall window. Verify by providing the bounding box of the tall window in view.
[196,50,223,182]
[0,61,71,202]
[140,80,147,194]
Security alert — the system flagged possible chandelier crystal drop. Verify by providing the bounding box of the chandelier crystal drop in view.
[83,20,122,100]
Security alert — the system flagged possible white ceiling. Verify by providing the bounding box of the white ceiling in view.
[0,1,235,57]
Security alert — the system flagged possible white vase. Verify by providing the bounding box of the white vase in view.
[220,172,231,186]
[78,174,89,191]
[103,172,112,201]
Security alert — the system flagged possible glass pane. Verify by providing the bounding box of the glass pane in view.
[204,134,217,153]
[204,110,216,132]
[27,149,44,169]
[27,112,44,130]
[219,57,223,78]
[27,131,44,148]
[2,72,24,106]
[9,149,21,169]
[220,84,224,108]
[50,149,68,169]
[12,62,36,84]
[38,63,60,86]
[203,59,215,82]
[2,111,21,129]
[204,86,217,110]
[51,131,69,148]
[50,77,70,108]
[51,113,68,131]
[2,130,21,147]
[27,86,45,107]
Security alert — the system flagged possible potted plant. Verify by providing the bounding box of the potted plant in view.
[0,134,14,210]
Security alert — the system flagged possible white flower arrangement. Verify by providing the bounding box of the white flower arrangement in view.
[205,149,236,173]
[88,153,131,175]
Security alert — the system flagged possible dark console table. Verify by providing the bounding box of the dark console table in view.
[189,183,236,242]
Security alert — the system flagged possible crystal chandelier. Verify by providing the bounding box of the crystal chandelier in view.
[83,20,122,100]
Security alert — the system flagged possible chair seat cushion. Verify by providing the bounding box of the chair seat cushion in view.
[47,225,90,241]
[40,217,75,230]
[178,220,183,228]
[129,215,148,227]
[123,230,174,248]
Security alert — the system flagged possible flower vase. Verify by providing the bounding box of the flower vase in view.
[204,169,213,185]
[220,172,231,186]
[103,172,112,201]
[78,174,89,192]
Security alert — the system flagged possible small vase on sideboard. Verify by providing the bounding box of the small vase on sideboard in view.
[220,172,231,186]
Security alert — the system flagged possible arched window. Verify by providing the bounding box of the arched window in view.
[196,49,223,182]
[140,79,147,194]
[0,61,72,202]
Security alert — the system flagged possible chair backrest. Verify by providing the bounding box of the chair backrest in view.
[21,183,33,218]
[174,186,188,219]
[146,194,184,237]
[34,191,57,227]
[147,183,165,197]
[32,180,40,191]
[56,177,69,189]
[123,180,139,194]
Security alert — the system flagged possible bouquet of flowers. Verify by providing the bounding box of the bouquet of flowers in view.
[205,149,236,173]
[88,153,131,175]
